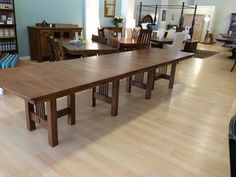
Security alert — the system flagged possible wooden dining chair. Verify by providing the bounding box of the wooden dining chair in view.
[51,38,65,61]
[136,29,152,49]
[92,34,107,45]
[131,27,141,40]
[126,29,152,92]
[92,34,100,42]
[45,34,56,62]
[98,28,105,37]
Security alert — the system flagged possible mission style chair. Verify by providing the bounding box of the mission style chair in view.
[126,29,153,92]
[46,35,65,61]
[126,29,179,94]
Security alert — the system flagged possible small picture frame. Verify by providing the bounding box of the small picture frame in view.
[162,10,166,21]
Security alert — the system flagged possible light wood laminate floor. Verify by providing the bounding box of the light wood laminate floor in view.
[0,43,236,177]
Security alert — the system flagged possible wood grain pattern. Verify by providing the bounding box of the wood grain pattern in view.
[0,43,235,176]
[0,49,193,103]
[61,40,118,56]
[0,49,193,146]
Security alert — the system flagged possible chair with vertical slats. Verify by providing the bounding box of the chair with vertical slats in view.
[51,39,65,61]
[131,27,141,40]
[92,34,107,45]
[126,29,152,93]
[45,35,56,62]
[136,29,152,49]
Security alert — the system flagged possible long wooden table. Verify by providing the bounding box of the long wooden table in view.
[0,49,193,147]
[61,39,118,57]
[116,37,173,50]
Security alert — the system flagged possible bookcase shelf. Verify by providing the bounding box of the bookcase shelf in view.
[0,0,18,54]
[0,36,15,39]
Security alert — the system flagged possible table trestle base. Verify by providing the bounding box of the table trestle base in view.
[126,62,177,97]
[24,94,76,147]
[90,80,120,116]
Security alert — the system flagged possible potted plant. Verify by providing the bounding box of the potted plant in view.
[112,16,124,27]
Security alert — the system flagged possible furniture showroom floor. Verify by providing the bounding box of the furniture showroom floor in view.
[0,43,235,177]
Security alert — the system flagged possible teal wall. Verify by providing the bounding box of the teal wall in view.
[15,0,122,57]
[99,0,122,26]
[15,0,84,57]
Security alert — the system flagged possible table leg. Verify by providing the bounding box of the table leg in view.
[169,61,177,89]
[126,76,132,93]
[46,99,58,147]
[111,80,120,116]
[90,87,96,107]
[24,101,36,131]
[145,69,155,100]
[67,94,75,125]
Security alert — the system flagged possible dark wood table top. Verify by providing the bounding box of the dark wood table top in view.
[114,37,138,48]
[116,38,137,44]
[61,39,118,55]
[0,49,193,102]
[220,34,236,39]
[151,37,173,44]
[216,38,236,43]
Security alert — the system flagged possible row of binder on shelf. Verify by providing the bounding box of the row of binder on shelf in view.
[0,3,12,9]
[0,52,18,69]
[0,40,16,51]
[0,28,15,37]
[0,0,12,4]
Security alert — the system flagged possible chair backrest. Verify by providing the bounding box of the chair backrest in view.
[51,39,65,61]
[92,34,100,42]
[157,28,166,38]
[99,37,107,44]
[45,34,55,62]
[131,27,141,40]
[110,37,120,49]
[92,34,107,45]
[169,32,186,52]
[166,29,176,39]
[125,28,133,38]
[98,28,105,37]
[104,29,115,45]
[137,29,152,49]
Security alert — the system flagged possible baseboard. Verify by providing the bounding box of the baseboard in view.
[19,56,31,60]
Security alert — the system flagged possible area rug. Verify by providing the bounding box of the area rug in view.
[193,49,220,59]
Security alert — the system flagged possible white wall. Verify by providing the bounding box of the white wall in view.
[166,0,195,28]
[194,0,236,38]
[134,0,162,23]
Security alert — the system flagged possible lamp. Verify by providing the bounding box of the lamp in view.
[203,15,214,44]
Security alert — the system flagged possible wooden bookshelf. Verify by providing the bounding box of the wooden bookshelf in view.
[0,0,18,54]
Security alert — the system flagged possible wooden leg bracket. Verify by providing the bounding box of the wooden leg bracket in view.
[90,80,120,116]
[24,94,76,147]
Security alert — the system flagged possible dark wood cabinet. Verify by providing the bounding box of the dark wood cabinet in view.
[28,26,83,62]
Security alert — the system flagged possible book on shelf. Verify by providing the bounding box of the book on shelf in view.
[0,0,13,9]
[0,0,12,4]
[0,40,16,51]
